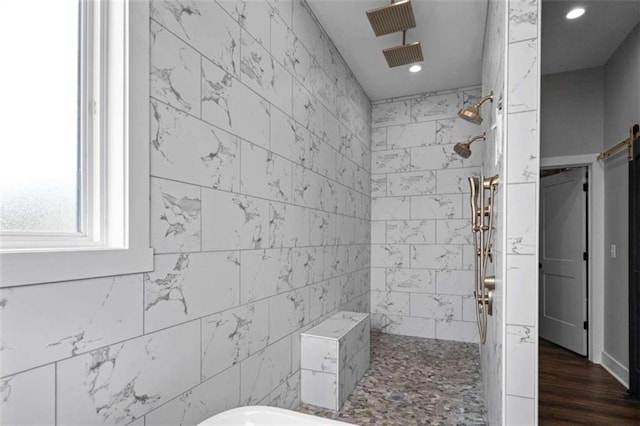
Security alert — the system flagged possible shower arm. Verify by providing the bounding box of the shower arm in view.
[473,94,494,109]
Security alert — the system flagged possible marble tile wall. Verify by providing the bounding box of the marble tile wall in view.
[370,87,484,344]
[0,1,372,425]
[479,0,540,424]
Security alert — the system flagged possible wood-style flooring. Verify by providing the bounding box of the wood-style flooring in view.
[539,339,640,425]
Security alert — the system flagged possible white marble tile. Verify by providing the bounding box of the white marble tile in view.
[411,245,463,270]
[201,189,269,250]
[240,30,292,113]
[506,183,536,254]
[436,219,473,244]
[370,291,410,315]
[269,202,310,247]
[507,111,538,183]
[151,177,201,253]
[217,0,272,49]
[509,0,538,43]
[386,121,437,149]
[269,371,300,410]
[336,215,356,245]
[435,320,479,343]
[270,288,308,342]
[410,194,463,219]
[371,313,435,338]
[370,268,386,292]
[241,141,292,202]
[240,336,292,404]
[372,100,410,128]
[292,1,324,62]
[436,168,481,194]
[145,364,240,426]
[388,171,436,196]
[271,107,308,166]
[387,268,435,293]
[370,221,386,244]
[269,0,293,28]
[462,294,478,322]
[202,58,270,148]
[310,211,335,246]
[240,248,294,302]
[151,100,240,191]
[410,92,461,122]
[410,294,462,321]
[292,246,324,287]
[506,395,536,425]
[308,280,338,322]
[301,369,337,410]
[436,270,475,295]
[372,149,410,174]
[435,118,480,145]
[371,197,410,220]
[144,252,240,332]
[150,21,201,116]
[270,371,301,410]
[57,321,200,425]
[506,254,537,326]
[411,144,481,171]
[151,0,240,76]
[508,39,538,113]
[506,325,536,398]
[293,81,324,137]
[386,220,435,244]
[0,276,142,378]
[0,365,54,425]
[309,135,337,180]
[371,127,387,151]
[301,336,338,373]
[201,300,269,379]
[371,245,410,268]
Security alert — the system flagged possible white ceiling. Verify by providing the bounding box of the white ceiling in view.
[307,0,488,101]
[542,0,640,75]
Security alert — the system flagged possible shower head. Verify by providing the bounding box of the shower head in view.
[366,0,416,37]
[453,132,487,158]
[454,142,472,159]
[458,93,494,125]
[383,41,424,67]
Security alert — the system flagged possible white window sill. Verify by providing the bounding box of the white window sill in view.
[0,247,154,287]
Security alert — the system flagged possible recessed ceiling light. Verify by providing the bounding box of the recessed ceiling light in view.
[409,64,422,73]
[565,7,585,20]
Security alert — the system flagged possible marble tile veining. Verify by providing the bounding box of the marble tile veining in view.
[298,332,486,425]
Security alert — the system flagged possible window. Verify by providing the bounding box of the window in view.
[0,0,152,287]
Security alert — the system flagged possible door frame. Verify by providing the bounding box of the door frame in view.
[540,154,605,364]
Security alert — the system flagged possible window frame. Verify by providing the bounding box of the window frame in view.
[0,0,153,287]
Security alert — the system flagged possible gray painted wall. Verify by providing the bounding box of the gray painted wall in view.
[603,22,640,379]
[541,67,604,158]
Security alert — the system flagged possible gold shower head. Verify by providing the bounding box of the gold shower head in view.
[383,41,423,67]
[458,93,494,125]
[453,132,486,158]
[366,0,416,37]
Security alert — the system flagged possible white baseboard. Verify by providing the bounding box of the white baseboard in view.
[601,351,629,388]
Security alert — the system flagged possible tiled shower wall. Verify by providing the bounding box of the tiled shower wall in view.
[0,1,372,424]
[369,87,485,343]
[480,0,540,424]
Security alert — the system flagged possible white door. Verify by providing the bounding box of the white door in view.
[539,167,588,355]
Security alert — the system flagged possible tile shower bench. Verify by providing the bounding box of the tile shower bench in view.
[300,311,370,411]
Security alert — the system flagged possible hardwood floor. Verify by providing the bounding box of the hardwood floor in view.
[539,339,640,425]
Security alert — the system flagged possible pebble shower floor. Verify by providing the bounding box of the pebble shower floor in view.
[298,332,486,425]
